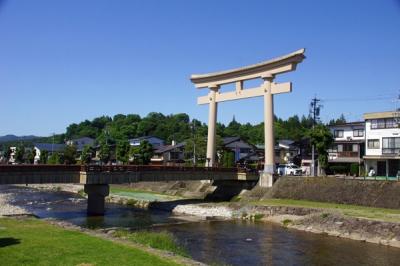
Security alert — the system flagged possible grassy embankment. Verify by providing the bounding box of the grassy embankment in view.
[0,218,185,266]
[110,185,183,201]
[253,198,400,223]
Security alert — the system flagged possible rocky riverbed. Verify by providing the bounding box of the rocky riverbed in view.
[0,192,31,216]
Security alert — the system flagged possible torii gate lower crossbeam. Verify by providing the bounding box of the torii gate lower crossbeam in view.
[190,49,306,187]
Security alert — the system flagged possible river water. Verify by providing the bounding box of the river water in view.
[3,186,400,266]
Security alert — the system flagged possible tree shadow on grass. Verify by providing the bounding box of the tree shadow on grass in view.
[0,237,21,248]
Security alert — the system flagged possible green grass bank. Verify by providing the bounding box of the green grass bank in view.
[0,217,183,266]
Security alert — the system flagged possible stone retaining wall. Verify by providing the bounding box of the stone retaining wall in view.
[272,176,400,209]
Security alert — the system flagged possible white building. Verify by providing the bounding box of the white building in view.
[33,143,66,164]
[364,111,400,177]
[328,122,365,169]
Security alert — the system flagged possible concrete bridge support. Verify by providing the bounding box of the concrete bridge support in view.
[84,184,109,215]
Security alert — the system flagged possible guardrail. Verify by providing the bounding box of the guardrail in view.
[0,164,240,173]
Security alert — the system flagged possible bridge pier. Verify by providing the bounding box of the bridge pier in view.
[84,184,109,216]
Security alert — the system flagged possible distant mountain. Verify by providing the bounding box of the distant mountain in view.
[0,134,42,143]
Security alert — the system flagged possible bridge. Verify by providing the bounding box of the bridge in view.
[0,165,258,215]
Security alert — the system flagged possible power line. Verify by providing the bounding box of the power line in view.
[322,96,394,102]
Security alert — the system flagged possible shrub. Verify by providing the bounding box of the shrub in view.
[254,213,264,220]
[126,199,138,206]
[282,219,292,226]
[329,165,349,174]
[350,163,359,176]
[321,213,329,218]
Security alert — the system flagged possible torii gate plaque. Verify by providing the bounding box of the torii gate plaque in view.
[190,49,306,187]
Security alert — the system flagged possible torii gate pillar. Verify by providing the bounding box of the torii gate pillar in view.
[261,74,275,187]
[191,49,305,187]
[206,86,219,166]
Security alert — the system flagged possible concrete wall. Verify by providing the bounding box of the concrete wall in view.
[272,176,400,209]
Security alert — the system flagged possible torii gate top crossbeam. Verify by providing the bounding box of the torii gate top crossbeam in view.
[190,48,305,89]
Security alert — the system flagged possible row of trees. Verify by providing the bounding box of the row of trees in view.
[2,112,341,171]
[62,112,336,147]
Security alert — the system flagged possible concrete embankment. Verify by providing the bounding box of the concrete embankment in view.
[271,176,400,209]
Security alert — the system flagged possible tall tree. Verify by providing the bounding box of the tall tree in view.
[64,145,77,165]
[39,150,48,164]
[80,145,92,165]
[3,147,12,163]
[131,140,153,165]
[98,141,110,165]
[27,149,36,164]
[309,124,333,175]
[116,140,130,164]
[15,145,25,164]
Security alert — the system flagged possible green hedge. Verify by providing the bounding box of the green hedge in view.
[350,163,359,176]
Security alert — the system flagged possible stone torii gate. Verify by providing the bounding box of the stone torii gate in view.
[190,49,306,187]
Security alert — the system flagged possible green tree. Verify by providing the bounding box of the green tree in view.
[81,145,92,165]
[328,113,347,126]
[309,124,333,175]
[184,135,207,166]
[131,140,153,165]
[64,145,77,165]
[39,150,48,164]
[48,152,62,164]
[3,147,12,163]
[116,139,130,164]
[15,145,25,164]
[98,141,110,164]
[27,149,36,164]
[222,150,235,167]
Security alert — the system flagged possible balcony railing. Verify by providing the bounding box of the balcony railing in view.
[337,151,359,158]
[382,148,400,155]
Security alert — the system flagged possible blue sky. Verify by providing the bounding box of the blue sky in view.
[1,0,400,136]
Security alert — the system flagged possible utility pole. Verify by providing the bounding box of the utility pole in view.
[310,96,322,176]
[191,120,196,166]
[52,133,55,154]
[394,90,400,126]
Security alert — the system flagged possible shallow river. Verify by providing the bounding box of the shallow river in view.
[4,186,400,266]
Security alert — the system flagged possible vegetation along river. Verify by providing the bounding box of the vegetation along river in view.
[3,185,400,266]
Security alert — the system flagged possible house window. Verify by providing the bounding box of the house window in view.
[371,118,398,129]
[352,144,359,152]
[367,139,380,149]
[385,118,396,128]
[353,129,364,137]
[377,119,385,129]
[371,120,378,129]
[382,137,400,154]
[337,144,343,152]
[334,130,344,138]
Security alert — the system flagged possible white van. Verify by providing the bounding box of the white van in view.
[277,163,302,176]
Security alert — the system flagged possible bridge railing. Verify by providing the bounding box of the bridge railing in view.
[81,165,239,173]
[0,164,81,172]
[0,164,246,173]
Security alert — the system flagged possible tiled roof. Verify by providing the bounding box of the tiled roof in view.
[222,137,241,145]
[155,142,185,153]
[34,143,65,152]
